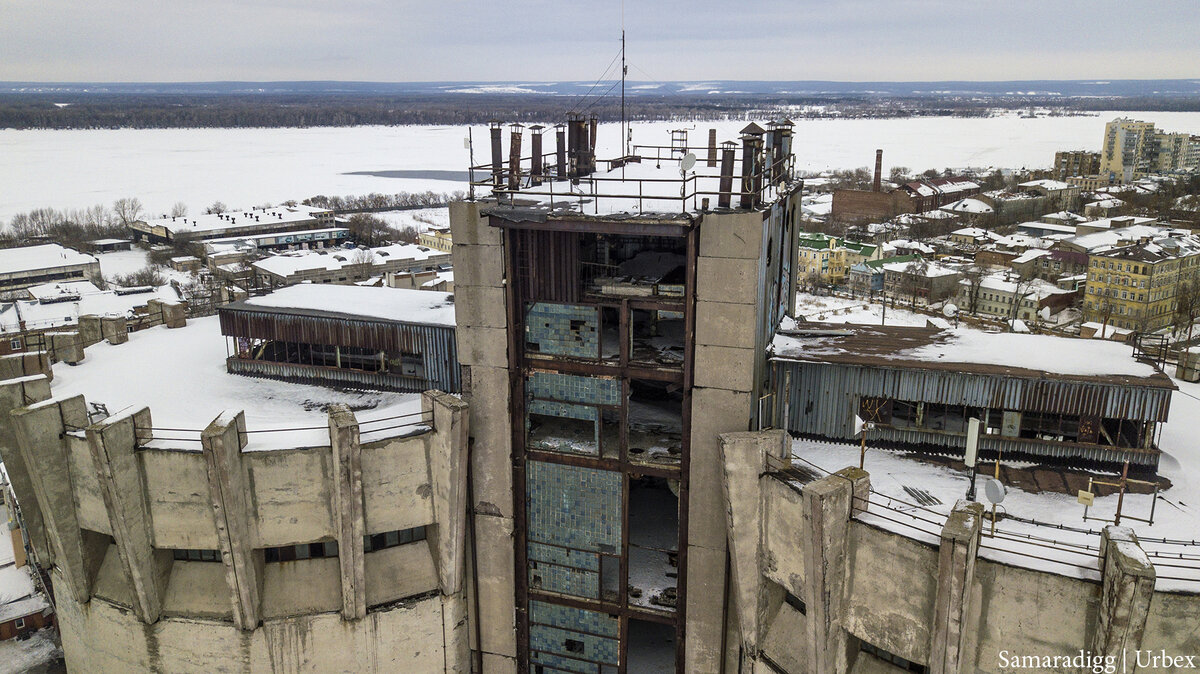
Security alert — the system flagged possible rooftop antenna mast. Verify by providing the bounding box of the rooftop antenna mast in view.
[621,0,628,158]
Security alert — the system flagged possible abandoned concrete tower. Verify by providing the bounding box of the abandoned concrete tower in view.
[452,120,803,672]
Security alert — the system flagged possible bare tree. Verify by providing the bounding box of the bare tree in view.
[346,213,392,247]
[205,201,228,215]
[901,259,929,311]
[170,202,189,218]
[1174,280,1200,345]
[961,263,987,315]
[113,197,144,227]
[349,248,376,281]
[1005,270,1039,330]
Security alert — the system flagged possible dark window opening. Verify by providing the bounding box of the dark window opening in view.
[580,233,687,300]
[784,590,806,615]
[628,379,683,467]
[628,476,680,612]
[527,410,599,457]
[630,308,685,367]
[264,540,338,562]
[172,548,221,562]
[364,526,427,553]
[860,640,929,673]
[627,618,676,673]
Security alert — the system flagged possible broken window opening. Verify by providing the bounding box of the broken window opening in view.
[627,476,680,613]
[626,618,677,673]
[630,308,685,367]
[581,233,687,301]
[627,380,683,467]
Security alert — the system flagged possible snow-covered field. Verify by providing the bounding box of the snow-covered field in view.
[5,111,1200,224]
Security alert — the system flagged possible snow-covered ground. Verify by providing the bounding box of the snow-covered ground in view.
[792,373,1200,591]
[93,249,194,285]
[0,629,62,674]
[6,111,1200,224]
[372,207,450,233]
[48,316,425,451]
[795,292,935,327]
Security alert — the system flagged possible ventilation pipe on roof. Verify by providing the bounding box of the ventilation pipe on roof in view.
[567,114,583,179]
[707,128,718,168]
[587,116,598,174]
[489,121,504,187]
[740,123,765,209]
[508,123,523,191]
[529,125,545,187]
[555,123,567,179]
[718,141,737,209]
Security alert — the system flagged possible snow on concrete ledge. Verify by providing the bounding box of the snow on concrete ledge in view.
[232,284,456,327]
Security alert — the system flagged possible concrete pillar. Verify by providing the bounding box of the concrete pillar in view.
[9,395,101,603]
[0,375,53,561]
[147,299,164,326]
[201,410,262,631]
[718,429,789,672]
[1092,526,1155,659]
[929,500,984,674]
[328,404,366,621]
[49,331,84,365]
[441,590,471,673]
[100,315,129,345]
[162,302,187,329]
[0,352,52,382]
[86,407,171,624]
[77,314,103,347]
[801,466,870,674]
[423,390,471,596]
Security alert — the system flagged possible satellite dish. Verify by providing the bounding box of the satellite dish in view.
[680,153,697,172]
[984,478,1006,504]
[943,303,959,318]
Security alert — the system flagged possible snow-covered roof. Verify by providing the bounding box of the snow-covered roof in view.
[1087,198,1126,209]
[1011,248,1052,264]
[1062,224,1172,253]
[772,325,1164,380]
[881,260,959,278]
[1019,179,1074,191]
[0,243,96,276]
[0,511,49,624]
[968,273,1072,299]
[951,227,989,238]
[252,243,446,277]
[233,284,456,327]
[0,283,181,333]
[141,204,331,237]
[46,316,424,451]
[941,198,993,214]
[885,239,936,255]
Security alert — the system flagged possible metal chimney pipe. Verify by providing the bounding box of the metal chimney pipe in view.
[740,129,764,209]
[707,129,718,168]
[555,124,567,178]
[587,116,599,174]
[508,124,523,191]
[529,125,544,186]
[873,149,883,192]
[567,115,582,178]
[489,121,504,187]
[718,141,737,209]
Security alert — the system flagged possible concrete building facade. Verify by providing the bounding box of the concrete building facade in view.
[0,372,473,672]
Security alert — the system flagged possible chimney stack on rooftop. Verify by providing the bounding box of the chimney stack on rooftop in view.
[707,129,718,168]
[874,149,884,192]
[489,121,504,187]
[739,123,766,209]
[529,125,545,187]
[718,140,737,209]
[555,123,567,180]
[508,123,524,191]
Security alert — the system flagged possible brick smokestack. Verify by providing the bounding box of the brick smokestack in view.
[873,149,883,192]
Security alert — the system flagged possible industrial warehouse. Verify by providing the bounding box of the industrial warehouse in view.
[0,119,1197,674]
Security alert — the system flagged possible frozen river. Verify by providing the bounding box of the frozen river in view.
[3,111,1200,225]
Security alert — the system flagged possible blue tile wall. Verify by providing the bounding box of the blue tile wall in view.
[527,371,621,406]
[529,652,597,674]
[528,400,600,424]
[531,625,619,665]
[527,400,600,456]
[529,543,600,571]
[529,600,620,672]
[526,461,622,554]
[526,303,600,358]
[530,600,619,637]
[528,562,598,599]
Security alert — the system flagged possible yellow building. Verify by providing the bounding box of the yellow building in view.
[797,233,878,285]
[1100,118,1199,183]
[418,226,453,252]
[1084,232,1200,332]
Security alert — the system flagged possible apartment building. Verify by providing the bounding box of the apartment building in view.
[1083,230,1200,332]
[797,233,878,285]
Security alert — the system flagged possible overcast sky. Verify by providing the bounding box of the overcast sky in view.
[2,0,1198,83]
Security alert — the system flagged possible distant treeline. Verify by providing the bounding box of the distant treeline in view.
[4,92,1199,130]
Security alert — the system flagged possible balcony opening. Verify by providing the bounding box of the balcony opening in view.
[630,308,686,367]
[581,234,687,301]
[626,618,676,673]
[627,379,683,467]
[627,476,679,613]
